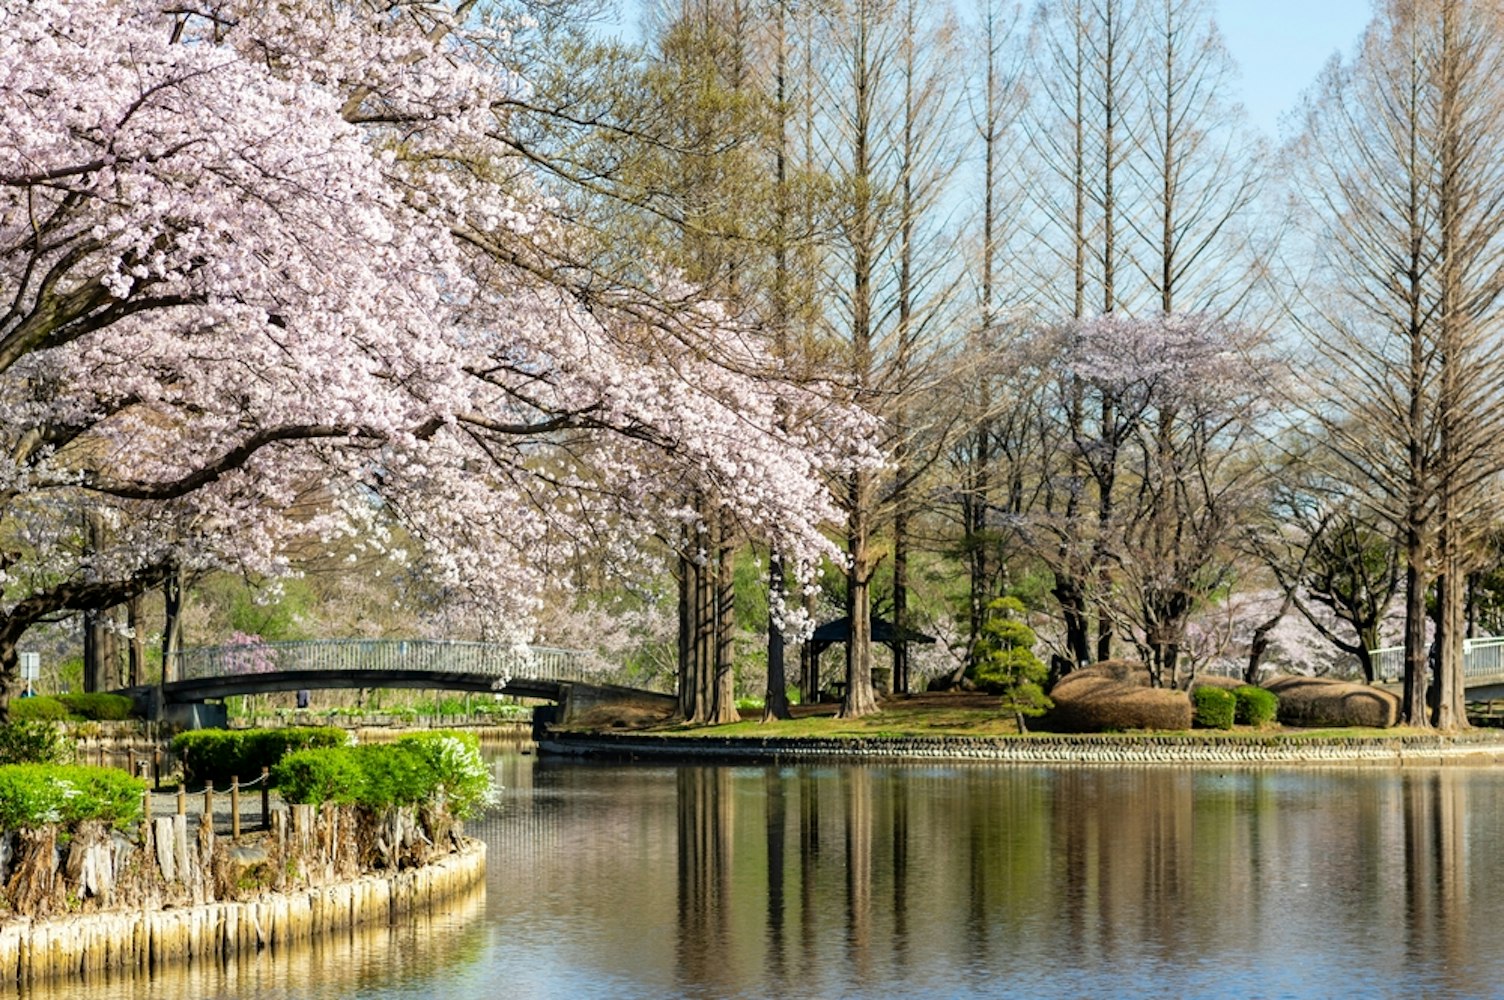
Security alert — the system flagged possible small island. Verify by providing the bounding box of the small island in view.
[0,724,491,985]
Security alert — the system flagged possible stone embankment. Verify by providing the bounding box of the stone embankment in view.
[0,844,483,984]
[539,730,1504,766]
[0,800,485,986]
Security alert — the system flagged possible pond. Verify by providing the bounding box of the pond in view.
[19,751,1504,998]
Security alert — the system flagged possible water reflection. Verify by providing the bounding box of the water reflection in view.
[27,757,1504,999]
[593,764,1504,998]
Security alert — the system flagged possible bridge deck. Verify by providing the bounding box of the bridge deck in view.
[132,638,676,725]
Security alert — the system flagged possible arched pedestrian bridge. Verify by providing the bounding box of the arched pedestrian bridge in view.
[125,638,676,728]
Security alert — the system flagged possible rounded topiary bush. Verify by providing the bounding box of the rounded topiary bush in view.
[1263,675,1399,728]
[174,726,349,787]
[57,692,134,721]
[1193,686,1236,730]
[1038,664,1193,733]
[10,697,68,722]
[1234,685,1278,727]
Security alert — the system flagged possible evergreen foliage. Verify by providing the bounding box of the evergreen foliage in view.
[172,727,349,787]
[57,693,135,721]
[1234,685,1278,727]
[1193,686,1237,729]
[10,698,69,722]
[972,598,1052,722]
[273,731,495,819]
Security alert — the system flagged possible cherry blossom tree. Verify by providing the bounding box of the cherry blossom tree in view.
[0,0,864,717]
[1022,312,1275,686]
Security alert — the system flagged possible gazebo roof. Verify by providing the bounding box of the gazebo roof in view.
[809,616,937,649]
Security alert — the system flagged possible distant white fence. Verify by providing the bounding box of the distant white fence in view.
[1369,636,1504,684]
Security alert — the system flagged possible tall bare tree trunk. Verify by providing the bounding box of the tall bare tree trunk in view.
[712,512,741,724]
[126,593,145,688]
[161,566,184,685]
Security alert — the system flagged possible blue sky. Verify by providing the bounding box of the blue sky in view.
[602,1,1377,141]
[1214,0,1373,137]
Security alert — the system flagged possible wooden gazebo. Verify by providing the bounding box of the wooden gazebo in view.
[801,616,936,698]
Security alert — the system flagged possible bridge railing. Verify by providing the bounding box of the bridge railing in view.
[1368,636,1504,683]
[172,638,659,691]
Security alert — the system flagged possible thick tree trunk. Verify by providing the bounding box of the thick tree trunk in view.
[126,594,145,688]
[712,516,740,725]
[1433,559,1469,730]
[161,568,184,685]
[1053,576,1091,668]
[841,479,879,719]
[892,505,909,695]
[1403,553,1431,728]
[763,552,791,721]
[1246,594,1292,684]
[694,537,716,724]
[678,546,696,721]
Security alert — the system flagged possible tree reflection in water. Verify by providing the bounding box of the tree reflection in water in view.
[32,756,1504,999]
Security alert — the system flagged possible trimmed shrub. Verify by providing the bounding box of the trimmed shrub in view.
[397,731,494,817]
[56,692,134,721]
[272,748,365,807]
[9,697,68,722]
[0,765,145,830]
[272,731,495,819]
[1193,686,1236,730]
[1234,685,1278,727]
[1264,675,1399,728]
[354,743,432,808]
[1039,665,1193,733]
[0,721,73,764]
[173,726,349,787]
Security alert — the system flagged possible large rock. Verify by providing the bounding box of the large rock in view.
[1038,662,1193,733]
[1264,675,1400,729]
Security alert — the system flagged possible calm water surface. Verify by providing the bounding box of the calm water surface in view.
[22,752,1504,999]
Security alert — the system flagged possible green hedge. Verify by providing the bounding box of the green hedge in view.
[57,693,134,721]
[173,727,349,787]
[1234,685,1278,727]
[0,721,73,765]
[1193,686,1236,730]
[0,765,144,830]
[10,697,68,722]
[273,731,494,819]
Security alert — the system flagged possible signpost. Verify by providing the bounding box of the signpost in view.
[18,652,38,697]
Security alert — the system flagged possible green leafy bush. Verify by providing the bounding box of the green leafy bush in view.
[1193,686,1236,729]
[0,721,74,764]
[10,697,68,722]
[173,726,349,787]
[1234,685,1278,727]
[271,748,365,806]
[397,732,494,817]
[272,731,495,819]
[57,693,135,721]
[0,765,144,830]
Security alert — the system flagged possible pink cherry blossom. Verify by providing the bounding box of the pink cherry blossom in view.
[0,0,870,679]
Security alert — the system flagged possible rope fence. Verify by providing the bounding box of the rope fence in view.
[144,767,276,842]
